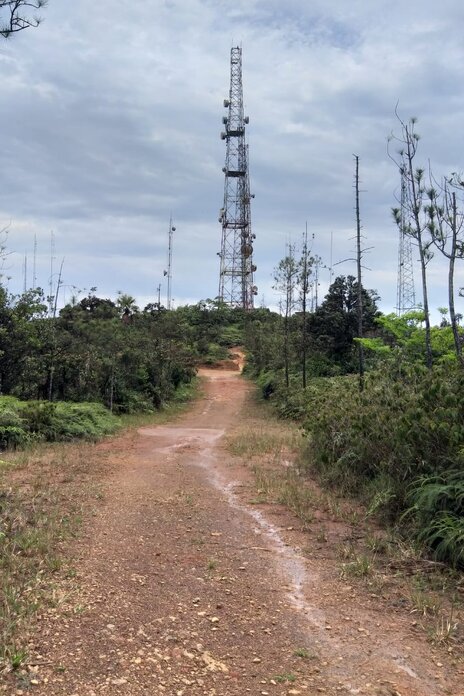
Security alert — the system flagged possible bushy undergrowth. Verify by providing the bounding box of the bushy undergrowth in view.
[258,364,464,567]
[0,397,119,449]
[404,471,464,568]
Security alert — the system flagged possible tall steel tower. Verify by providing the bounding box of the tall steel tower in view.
[396,169,416,315]
[218,46,257,309]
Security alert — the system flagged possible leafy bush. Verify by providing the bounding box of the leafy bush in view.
[0,426,31,449]
[51,402,120,439]
[0,397,119,449]
[404,471,464,567]
[200,343,229,364]
[303,366,464,508]
[217,324,243,347]
[19,401,58,440]
[255,370,278,400]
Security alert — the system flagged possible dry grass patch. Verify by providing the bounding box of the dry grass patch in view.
[0,441,107,672]
[224,400,303,464]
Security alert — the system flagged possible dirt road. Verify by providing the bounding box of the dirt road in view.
[17,367,464,695]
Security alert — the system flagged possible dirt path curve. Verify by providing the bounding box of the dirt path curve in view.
[27,368,462,695]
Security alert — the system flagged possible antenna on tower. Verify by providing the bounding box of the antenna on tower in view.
[23,254,27,293]
[49,231,55,317]
[396,168,416,315]
[329,231,334,285]
[33,234,37,289]
[166,215,175,311]
[218,46,257,309]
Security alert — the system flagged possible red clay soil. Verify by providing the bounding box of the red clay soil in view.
[9,367,464,695]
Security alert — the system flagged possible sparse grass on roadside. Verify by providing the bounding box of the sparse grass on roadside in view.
[0,441,104,672]
[252,466,314,526]
[207,558,217,571]
[340,553,374,579]
[293,647,314,659]
[227,390,464,653]
[224,403,302,462]
[365,534,389,555]
[0,377,202,675]
[225,425,301,460]
[428,611,459,645]
[409,589,440,617]
[273,672,296,683]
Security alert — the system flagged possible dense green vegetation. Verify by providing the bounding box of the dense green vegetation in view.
[0,288,252,447]
[245,278,464,569]
[1,272,463,568]
[0,397,120,449]
[0,289,247,419]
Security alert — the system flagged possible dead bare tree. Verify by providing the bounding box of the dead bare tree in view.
[0,0,47,38]
[389,114,434,369]
[426,175,464,365]
[354,154,365,391]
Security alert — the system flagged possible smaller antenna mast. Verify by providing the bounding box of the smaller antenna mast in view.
[33,234,37,289]
[166,216,176,310]
[49,231,55,317]
[23,254,27,293]
[52,258,65,318]
[329,230,334,285]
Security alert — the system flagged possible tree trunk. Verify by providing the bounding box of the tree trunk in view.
[449,193,463,365]
[354,155,364,391]
[418,242,433,369]
[301,228,309,389]
[405,127,433,368]
[284,313,289,389]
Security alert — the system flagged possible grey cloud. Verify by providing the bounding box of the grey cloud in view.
[1,0,464,320]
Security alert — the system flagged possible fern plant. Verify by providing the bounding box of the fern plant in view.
[405,471,464,567]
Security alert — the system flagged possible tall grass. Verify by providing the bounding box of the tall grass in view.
[226,425,301,459]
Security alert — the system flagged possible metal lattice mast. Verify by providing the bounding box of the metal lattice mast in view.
[218,47,257,309]
[166,216,175,310]
[396,169,416,315]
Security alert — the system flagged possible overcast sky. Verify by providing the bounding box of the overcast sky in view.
[1,0,464,319]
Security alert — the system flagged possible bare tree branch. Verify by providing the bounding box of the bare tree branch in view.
[0,0,47,39]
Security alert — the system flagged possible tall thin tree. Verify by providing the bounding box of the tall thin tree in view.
[354,155,364,391]
[298,225,313,388]
[426,176,464,365]
[389,115,434,368]
[273,245,298,389]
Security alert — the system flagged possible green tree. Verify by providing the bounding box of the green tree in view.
[310,276,380,370]
[273,246,299,388]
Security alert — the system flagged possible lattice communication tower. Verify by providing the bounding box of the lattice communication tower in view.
[396,169,416,315]
[218,47,257,309]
